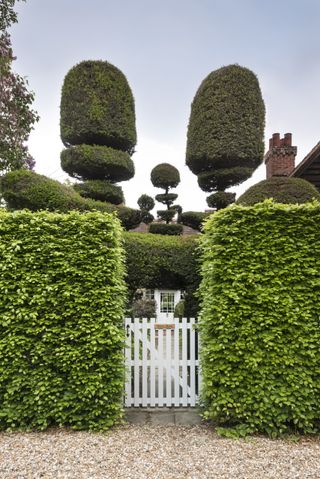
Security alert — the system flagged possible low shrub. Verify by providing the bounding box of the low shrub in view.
[199,200,320,436]
[180,211,209,231]
[149,223,183,235]
[0,210,126,431]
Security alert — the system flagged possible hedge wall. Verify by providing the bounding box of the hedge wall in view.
[123,233,200,317]
[0,210,126,431]
[199,200,320,436]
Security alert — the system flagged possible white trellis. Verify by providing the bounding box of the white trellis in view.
[124,317,201,407]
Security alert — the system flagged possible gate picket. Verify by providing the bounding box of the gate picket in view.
[124,318,201,407]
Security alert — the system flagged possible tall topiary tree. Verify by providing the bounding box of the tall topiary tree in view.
[60,60,137,210]
[151,163,180,223]
[186,64,265,209]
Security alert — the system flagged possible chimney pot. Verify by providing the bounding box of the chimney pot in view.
[284,133,292,146]
[272,133,280,147]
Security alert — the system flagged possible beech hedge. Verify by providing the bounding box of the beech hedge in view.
[199,200,320,436]
[0,210,126,431]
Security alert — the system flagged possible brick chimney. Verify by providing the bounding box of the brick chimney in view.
[264,133,297,179]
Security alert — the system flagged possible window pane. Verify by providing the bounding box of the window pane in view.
[160,292,175,313]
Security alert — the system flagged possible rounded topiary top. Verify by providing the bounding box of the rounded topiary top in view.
[237,177,320,205]
[60,60,136,153]
[151,163,180,190]
[186,64,265,175]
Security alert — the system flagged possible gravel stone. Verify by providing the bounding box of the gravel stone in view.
[0,424,319,479]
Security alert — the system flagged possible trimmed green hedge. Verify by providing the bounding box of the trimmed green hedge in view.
[237,177,320,205]
[149,222,182,235]
[199,200,320,436]
[60,60,136,153]
[61,145,134,182]
[0,210,126,431]
[124,232,200,317]
[0,170,141,231]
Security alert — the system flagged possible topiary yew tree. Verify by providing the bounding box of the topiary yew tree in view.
[151,163,180,225]
[60,60,137,209]
[186,64,265,209]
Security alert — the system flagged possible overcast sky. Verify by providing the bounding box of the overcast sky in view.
[10,0,320,212]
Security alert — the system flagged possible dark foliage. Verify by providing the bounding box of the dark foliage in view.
[206,191,236,209]
[237,177,320,205]
[141,211,154,224]
[149,223,183,236]
[151,163,180,190]
[123,232,200,317]
[61,145,134,182]
[60,60,136,153]
[74,180,124,204]
[131,298,156,319]
[186,64,265,177]
[179,211,209,231]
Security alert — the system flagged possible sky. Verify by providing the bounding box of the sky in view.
[10,0,320,212]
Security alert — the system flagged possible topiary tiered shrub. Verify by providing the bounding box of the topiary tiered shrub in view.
[199,200,320,437]
[0,210,126,431]
[0,170,141,230]
[150,163,182,235]
[60,60,140,225]
[186,64,265,209]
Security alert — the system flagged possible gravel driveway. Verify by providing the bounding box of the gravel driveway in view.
[0,424,319,479]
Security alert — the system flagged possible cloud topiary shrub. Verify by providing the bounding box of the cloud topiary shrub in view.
[0,170,141,230]
[0,210,126,431]
[199,200,320,436]
[237,177,320,205]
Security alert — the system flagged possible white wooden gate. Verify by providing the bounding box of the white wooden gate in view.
[124,318,201,407]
